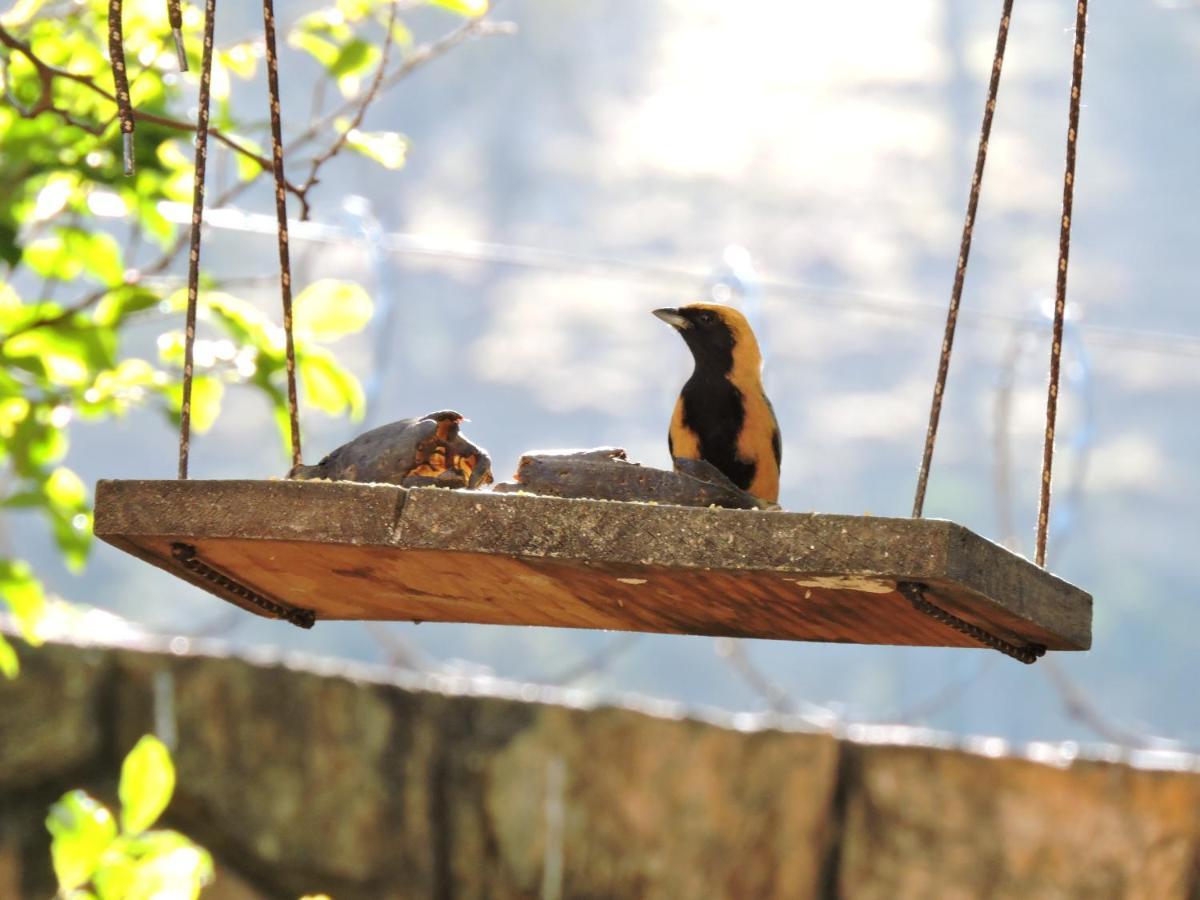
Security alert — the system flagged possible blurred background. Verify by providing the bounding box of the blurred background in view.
[11,0,1200,748]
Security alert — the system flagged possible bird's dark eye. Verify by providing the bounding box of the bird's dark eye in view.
[699,311,715,324]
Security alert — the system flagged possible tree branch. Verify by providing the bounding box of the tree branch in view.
[0,12,512,344]
[295,0,401,221]
[292,13,513,219]
[0,23,295,192]
[285,16,513,160]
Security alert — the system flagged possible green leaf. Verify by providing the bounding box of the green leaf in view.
[4,320,116,386]
[0,396,31,438]
[330,37,376,78]
[0,559,47,645]
[222,133,265,181]
[46,466,87,509]
[93,286,160,328]
[288,31,339,69]
[336,0,374,20]
[299,348,365,419]
[165,376,224,434]
[95,833,213,900]
[430,0,488,15]
[118,735,176,835]
[22,228,123,285]
[9,409,69,470]
[24,232,83,281]
[46,790,118,891]
[71,230,124,285]
[345,129,408,170]
[0,222,19,268]
[198,292,280,354]
[331,39,380,97]
[294,279,373,341]
[0,634,18,679]
[81,358,165,417]
[219,43,258,80]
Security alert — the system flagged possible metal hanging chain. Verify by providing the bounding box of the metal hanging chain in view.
[107,0,135,175]
[167,0,187,70]
[172,543,316,628]
[899,582,1046,665]
[912,0,1015,518]
[177,0,218,479]
[1036,0,1088,567]
[262,0,303,470]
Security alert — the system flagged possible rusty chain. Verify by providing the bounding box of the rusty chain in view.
[262,0,304,470]
[172,543,315,628]
[106,0,134,175]
[899,582,1046,665]
[912,0,1014,518]
[177,0,217,479]
[166,0,187,70]
[1036,0,1089,567]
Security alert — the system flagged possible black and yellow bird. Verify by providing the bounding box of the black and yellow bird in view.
[654,303,781,505]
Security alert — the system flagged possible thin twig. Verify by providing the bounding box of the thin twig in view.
[296,0,401,220]
[543,633,639,686]
[0,13,509,345]
[0,23,297,192]
[714,637,797,715]
[0,177,252,348]
[285,16,509,162]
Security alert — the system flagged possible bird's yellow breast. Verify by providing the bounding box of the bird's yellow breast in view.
[735,384,780,503]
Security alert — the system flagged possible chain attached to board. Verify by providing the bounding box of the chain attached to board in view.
[172,543,316,628]
[261,0,304,471]
[912,0,1088,577]
[177,0,218,479]
[899,583,1046,665]
[174,0,306,477]
[1036,0,1089,567]
[911,0,1014,520]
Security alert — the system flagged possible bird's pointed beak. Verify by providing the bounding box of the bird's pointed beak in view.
[653,308,689,330]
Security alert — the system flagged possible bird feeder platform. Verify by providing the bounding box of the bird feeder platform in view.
[93,479,1091,656]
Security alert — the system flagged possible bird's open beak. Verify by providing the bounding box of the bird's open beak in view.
[653,308,689,330]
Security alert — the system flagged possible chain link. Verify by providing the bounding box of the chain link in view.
[107,0,134,175]
[171,543,315,628]
[899,582,1046,665]
[1036,0,1089,567]
[177,0,217,479]
[912,0,1014,518]
[166,0,187,70]
[261,0,303,470]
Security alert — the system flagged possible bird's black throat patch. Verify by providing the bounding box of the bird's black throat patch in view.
[679,368,756,492]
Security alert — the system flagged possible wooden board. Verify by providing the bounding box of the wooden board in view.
[93,479,1092,652]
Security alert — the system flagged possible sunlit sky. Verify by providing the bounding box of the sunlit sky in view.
[20,0,1200,746]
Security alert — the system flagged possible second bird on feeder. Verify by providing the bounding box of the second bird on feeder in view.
[654,303,782,505]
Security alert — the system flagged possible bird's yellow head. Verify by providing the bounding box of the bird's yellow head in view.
[652,303,763,378]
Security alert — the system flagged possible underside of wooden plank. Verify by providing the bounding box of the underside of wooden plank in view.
[93,479,1092,651]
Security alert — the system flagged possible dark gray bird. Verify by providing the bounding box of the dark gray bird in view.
[288,410,492,488]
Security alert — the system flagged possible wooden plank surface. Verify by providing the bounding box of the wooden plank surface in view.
[93,479,1092,651]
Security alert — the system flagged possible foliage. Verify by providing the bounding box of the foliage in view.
[47,735,214,899]
[0,0,493,676]
[2,1,497,891]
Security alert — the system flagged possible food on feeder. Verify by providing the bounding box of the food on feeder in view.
[287,410,492,489]
[493,447,769,510]
[654,303,782,505]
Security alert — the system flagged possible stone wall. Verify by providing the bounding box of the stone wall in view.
[2,638,1197,899]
